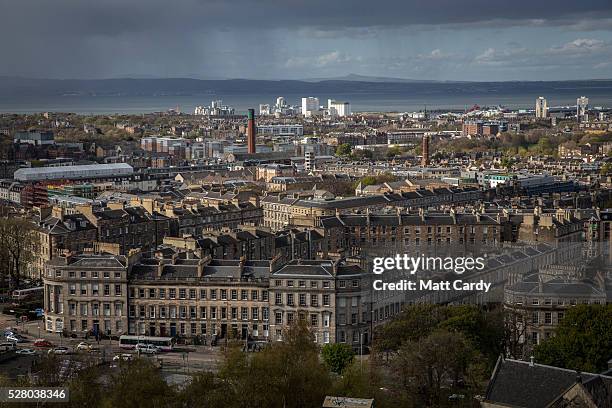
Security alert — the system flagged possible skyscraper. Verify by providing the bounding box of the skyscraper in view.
[577,96,589,121]
[301,97,319,117]
[535,96,548,118]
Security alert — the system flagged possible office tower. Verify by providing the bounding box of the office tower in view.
[327,99,352,117]
[577,96,589,121]
[301,97,319,116]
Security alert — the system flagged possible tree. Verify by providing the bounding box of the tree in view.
[322,343,355,374]
[67,366,104,408]
[393,329,486,407]
[352,149,373,160]
[101,359,176,408]
[247,320,332,408]
[373,304,504,367]
[336,143,352,156]
[0,218,36,289]
[534,304,612,372]
[179,371,234,408]
[386,146,402,158]
[184,320,333,408]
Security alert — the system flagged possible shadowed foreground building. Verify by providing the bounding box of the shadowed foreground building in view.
[483,357,612,407]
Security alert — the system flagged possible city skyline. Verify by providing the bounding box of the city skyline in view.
[1,0,612,81]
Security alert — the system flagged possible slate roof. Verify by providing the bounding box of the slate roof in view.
[485,357,612,408]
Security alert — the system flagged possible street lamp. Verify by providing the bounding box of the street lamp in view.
[359,331,363,373]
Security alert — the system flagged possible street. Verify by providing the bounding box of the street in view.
[1,317,223,374]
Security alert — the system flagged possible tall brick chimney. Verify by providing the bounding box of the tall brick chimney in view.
[421,134,430,167]
[247,108,256,154]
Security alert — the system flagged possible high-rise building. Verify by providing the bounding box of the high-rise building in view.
[301,97,319,117]
[577,96,589,121]
[304,151,315,171]
[535,96,548,118]
[247,109,256,154]
[276,97,286,109]
[327,99,352,117]
[259,104,270,116]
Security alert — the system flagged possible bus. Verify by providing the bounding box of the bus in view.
[12,287,43,301]
[119,335,175,352]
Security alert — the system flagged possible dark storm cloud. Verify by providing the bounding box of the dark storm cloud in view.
[2,0,612,33]
[1,0,612,79]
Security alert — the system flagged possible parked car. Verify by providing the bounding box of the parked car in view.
[0,342,16,350]
[48,346,69,355]
[75,342,92,351]
[112,353,134,362]
[15,348,37,355]
[33,339,53,348]
[6,334,26,343]
[135,343,158,354]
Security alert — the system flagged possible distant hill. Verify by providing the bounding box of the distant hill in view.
[301,73,449,83]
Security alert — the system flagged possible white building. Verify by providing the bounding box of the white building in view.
[259,104,271,116]
[577,96,589,120]
[194,100,235,116]
[301,97,320,117]
[328,99,351,117]
[14,163,134,182]
[535,97,548,118]
[257,124,304,136]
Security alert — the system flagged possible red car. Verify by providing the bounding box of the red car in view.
[33,339,53,348]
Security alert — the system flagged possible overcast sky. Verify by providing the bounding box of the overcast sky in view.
[2,0,612,81]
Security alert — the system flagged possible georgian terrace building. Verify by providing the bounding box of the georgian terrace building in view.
[268,260,369,347]
[318,208,588,258]
[43,250,369,348]
[503,265,609,349]
[43,252,130,336]
[261,188,484,232]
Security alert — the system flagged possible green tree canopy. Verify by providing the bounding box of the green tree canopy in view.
[534,304,612,372]
[336,143,352,156]
[322,343,355,374]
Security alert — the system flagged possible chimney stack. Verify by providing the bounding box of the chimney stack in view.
[421,135,430,167]
[247,108,256,154]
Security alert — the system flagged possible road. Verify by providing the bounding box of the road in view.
[1,318,223,373]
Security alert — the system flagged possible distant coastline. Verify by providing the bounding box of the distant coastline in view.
[1,77,612,114]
